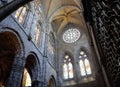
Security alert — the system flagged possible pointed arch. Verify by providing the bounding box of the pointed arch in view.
[23,52,41,87]
[0,28,25,87]
[63,52,74,80]
[48,5,81,22]
[48,75,56,87]
[78,49,92,77]
[14,5,29,24]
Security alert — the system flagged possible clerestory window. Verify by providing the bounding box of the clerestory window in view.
[79,51,92,76]
[15,6,28,24]
[63,55,74,80]
[33,24,41,45]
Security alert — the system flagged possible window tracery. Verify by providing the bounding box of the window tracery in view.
[63,28,80,43]
[15,6,28,24]
[79,51,92,76]
[63,55,74,79]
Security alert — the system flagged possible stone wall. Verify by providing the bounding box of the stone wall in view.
[0,1,57,87]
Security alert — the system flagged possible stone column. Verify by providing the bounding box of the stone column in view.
[40,33,48,87]
[5,56,25,87]
[40,54,47,87]
[32,80,42,87]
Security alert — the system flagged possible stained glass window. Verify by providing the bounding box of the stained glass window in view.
[15,6,28,24]
[63,64,68,79]
[68,62,73,78]
[63,55,74,79]
[79,51,92,76]
[33,24,41,45]
[79,60,86,76]
[63,28,80,43]
[85,59,92,75]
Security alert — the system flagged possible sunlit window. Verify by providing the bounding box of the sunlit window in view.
[68,62,74,78]
[15,6,28,24]
[63,55,74,79]
[63,64,68,79]
[33,24,41,45]
[22,69,31,87]
[79,51,92,76]
[63,28,80,43]
[79,60,86,76]
[85,59,92,75]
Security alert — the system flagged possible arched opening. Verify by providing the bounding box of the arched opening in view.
[63,52,74,80]
[0,31,22,87]
[22,53,40,87]
[48,78,55,87]
[22,68,32,87]
[79,50,92,76]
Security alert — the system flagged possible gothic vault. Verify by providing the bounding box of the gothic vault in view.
[0,0,119,87]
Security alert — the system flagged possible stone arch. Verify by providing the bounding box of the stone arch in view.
[62,51,74,80]
[62,51,74,67]
[0,28,24,87]
[48,75,56,87]
[79,47,90,56]
[77,47,94,78]
[0,27,24,56]
[63,51,74,61]
[59,23,83,40]
[77,47,92,63]
[24,52,41,87]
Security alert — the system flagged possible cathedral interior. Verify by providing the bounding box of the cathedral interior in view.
[0,0,120,87]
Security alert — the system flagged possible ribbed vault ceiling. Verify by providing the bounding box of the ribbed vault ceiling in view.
[42,0,84,34]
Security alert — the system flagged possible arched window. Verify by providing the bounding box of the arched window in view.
[48,78,55,87]
[79,51,92,76]
[22,69,32,87]
[63,55,74,79]
[33,23,41,45]
[15,6,28,24]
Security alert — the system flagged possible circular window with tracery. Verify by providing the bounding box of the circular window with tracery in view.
[63,28,80,43]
